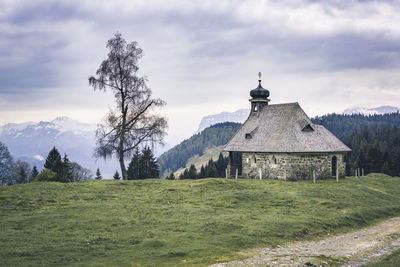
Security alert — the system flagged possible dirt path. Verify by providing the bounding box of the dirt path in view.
[210,217,400,267]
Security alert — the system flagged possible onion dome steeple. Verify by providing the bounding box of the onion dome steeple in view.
[250,72,270,100]
[249,72,270,114]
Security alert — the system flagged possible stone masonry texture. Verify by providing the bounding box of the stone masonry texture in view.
[239,152,346,180]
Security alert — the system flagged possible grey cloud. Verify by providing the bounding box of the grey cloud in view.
[128,5,400,72]
[1,1,80,25]
[190,29,400,71]
[0,33,68,90]
[249,33,400,71]
[1,0,400,129]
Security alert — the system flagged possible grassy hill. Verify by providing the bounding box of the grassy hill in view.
[2,174,400,266]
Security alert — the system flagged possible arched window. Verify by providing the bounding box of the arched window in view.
[253,156,257,164]
[272,156,277,164]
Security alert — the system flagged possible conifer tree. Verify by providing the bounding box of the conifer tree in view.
[31,166,39,181]
[95,168,102,180]
[393,148,400,176]
[207,164,218,177]
[366,142,382,173]
[381,161,391,175]
[182,168,189,179]
[139,147,159,179]
[44,147,63,176]
[127,149,140,180]
[60,154,73,182]
[216,153,225,177]
[15,160,30,184]
[355,146,366,169]
[113,170,121,180]
[188,164,197,179]
[199,165,206,178]
[344,126,400,176]
[382,147,391,172]
[205,158,218,177]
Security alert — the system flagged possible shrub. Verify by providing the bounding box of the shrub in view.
[34,168,58,182]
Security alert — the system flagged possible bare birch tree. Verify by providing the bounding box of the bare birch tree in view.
[89,33,167,180]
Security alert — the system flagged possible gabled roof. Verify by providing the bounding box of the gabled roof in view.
[224,102,351,153]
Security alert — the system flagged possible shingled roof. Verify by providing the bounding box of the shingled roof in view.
[224,102,351,153]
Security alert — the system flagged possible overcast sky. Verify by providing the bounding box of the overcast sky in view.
[1,0,400,146]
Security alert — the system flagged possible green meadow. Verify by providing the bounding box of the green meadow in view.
[1,174,400,266]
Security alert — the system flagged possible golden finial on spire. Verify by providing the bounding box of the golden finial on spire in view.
[258,72,262,82]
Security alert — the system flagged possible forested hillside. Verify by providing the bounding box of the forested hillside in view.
[311,113,400,176]
[311,112,400,140]
[344,127,400,176]
[157,122,241,176]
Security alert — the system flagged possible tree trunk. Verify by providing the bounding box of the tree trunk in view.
[118,131,127,179]
[119,156,128,180]
[120,89,128,180]
[118,120,127,180]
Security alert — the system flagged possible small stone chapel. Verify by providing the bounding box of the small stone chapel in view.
[224,73,351,180]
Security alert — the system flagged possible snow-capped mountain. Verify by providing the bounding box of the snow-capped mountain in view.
[51,116,97,134]
[343,106,400,115]
[0,117,117,176]
[197,109,250,132]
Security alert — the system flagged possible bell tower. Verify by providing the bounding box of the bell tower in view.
[249,72,270,115]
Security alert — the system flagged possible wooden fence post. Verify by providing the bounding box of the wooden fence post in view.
[235,169,238,179]
[225,168,228,179]
[336,164,339,182]
[259,168,262,180]
[313,170,315,184]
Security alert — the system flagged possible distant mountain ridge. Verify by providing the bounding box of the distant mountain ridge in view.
[343,106,400,115]
[197,109,249,132]
[0,117,118,175]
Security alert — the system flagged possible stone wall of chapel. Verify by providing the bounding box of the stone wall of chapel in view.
[241,152,346,180]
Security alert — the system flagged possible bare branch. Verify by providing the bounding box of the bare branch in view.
[89,33,168,179]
